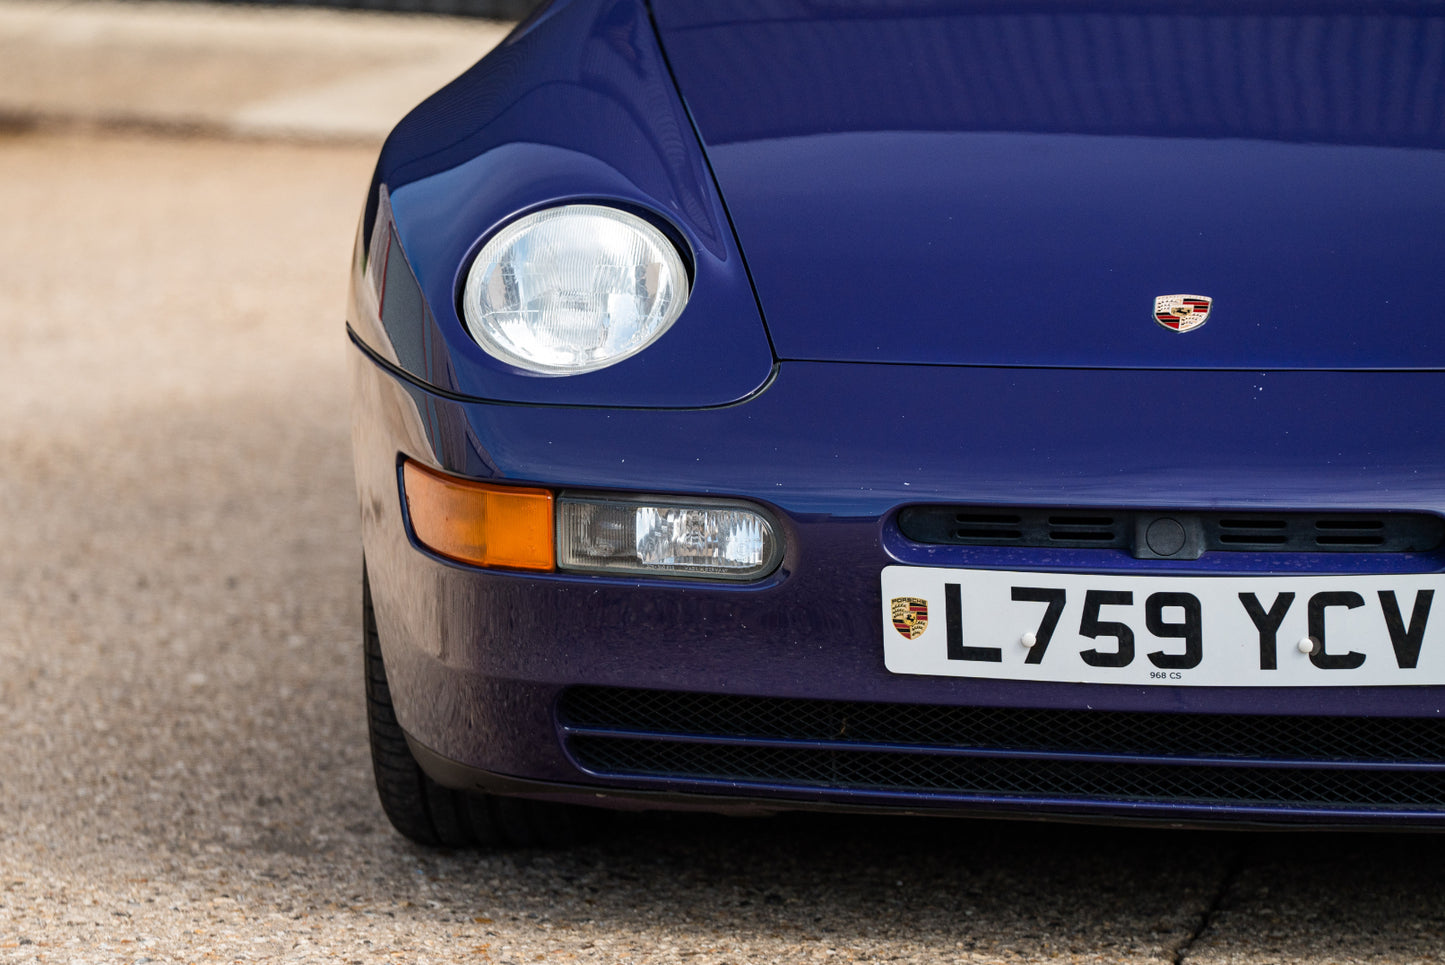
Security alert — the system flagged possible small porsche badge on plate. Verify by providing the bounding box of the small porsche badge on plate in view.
[890,597,929,639]
[1154,294,1212,333]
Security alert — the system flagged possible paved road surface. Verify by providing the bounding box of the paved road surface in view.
[1,3,1444,963]
[0,0,510,142]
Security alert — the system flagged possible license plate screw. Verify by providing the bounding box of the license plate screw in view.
[1297,635,1318,655]
[1020,632,1037,649]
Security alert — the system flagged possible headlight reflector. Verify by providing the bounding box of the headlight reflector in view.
[559,495,782,580]
[461,204,689,374]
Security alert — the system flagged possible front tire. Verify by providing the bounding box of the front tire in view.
[363,566,604,848]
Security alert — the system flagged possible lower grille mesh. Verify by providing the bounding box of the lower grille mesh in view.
[569,736,1445,808]
[560,687,1445,811]
[560,687,1445,763]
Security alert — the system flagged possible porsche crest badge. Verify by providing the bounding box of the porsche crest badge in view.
[890,597,929,640]
[1154,294,1212,333]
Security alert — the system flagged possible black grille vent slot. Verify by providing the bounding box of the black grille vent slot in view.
[905,510,1130,549]
[561,687,1445,763]
[897,507,1443,555]
[560,688,1445,812]
[569,737,1445,810]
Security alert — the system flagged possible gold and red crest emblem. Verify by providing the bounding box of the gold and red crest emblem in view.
[1154,294,1212,333]
[890,597,929,640]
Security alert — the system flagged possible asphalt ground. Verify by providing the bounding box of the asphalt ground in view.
[3,4,1445,964]
[0,0,511,142]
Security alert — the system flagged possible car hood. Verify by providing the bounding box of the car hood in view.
[652,1,1445,370]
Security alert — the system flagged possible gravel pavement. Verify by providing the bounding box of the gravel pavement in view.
[2,3,1445,963]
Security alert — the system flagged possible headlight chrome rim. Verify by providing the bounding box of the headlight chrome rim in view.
[461,203,691,376]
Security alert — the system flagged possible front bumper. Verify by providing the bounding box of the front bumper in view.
[350,337,1445,826]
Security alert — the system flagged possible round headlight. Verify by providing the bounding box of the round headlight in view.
[461,204,690,375]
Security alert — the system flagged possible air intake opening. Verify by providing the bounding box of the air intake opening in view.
[560,688,1445,813]
[897,507,1444,556]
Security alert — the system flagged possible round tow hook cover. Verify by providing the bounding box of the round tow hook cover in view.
[1145,517,1187,557]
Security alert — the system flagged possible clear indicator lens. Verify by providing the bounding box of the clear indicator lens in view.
[559,497,781,580]
[462,205,689,374]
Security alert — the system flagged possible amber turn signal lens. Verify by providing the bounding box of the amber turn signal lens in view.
[402,460,554,571]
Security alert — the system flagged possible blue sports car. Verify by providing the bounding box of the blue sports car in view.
[349,0,1445,845]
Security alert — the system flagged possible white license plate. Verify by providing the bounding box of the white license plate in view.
[882,566,1445,686]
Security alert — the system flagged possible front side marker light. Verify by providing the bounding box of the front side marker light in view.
[558,496,782,581]
[402,464,779,582]
[402,461,554,571]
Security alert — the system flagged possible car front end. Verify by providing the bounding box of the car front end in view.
[349,0,1445,839]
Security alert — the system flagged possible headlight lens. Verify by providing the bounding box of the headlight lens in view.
[461,204,690,375]
[558,495,783,580]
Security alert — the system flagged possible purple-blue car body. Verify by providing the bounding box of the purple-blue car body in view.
[348,0,1445,839]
